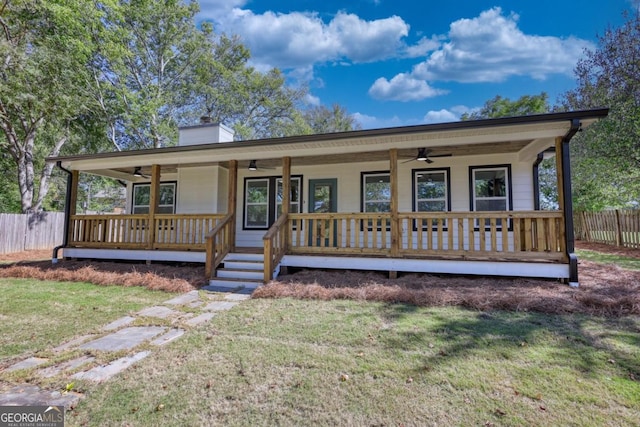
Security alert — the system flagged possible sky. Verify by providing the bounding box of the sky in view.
[197,0,635,129]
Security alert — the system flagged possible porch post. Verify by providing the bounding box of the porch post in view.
[147,164,161,249]
[390,148,399,258]
[282,156,291,249]
[228,160,238,252]
[66,170,79,245]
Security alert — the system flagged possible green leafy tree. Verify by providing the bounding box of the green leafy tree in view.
[461,93,549,120]
[561,11,640,210]
[303,104,362,134]
[0,0,106,212]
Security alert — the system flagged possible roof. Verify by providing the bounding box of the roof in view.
[49,108,608,180]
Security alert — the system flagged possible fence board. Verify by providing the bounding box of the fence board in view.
[0,212,65,254]
[574,210,640,249]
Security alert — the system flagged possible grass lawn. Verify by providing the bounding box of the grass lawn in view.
[69,299,640,426]
[577,249,640,271]
[0,278,169,361]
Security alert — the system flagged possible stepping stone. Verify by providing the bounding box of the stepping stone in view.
[6,357,48,372]
[185,312,216,327]
[102,316,135,331]
[204,301,237,312]
[52,334,95,353]
[224,293,250,301]
[201,285,242,293]
[151,329,185,346]
[0,384,82,408]
[72,351,150,383]
[234,287,256,295]
[137,306,178,319]
[79,326,166,352]
[188,300,204,308]
[38,356,95,378]
[163,290,200,306]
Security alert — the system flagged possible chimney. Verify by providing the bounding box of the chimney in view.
[178,120,235,146]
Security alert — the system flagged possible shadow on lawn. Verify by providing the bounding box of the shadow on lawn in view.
[379,303,640,382]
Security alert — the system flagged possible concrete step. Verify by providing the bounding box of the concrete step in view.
[222,260,264,270]
[216,268,263,281]
[223,252,264,262]
[207,277,262,290]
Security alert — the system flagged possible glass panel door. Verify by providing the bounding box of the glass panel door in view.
[309,179,337,247]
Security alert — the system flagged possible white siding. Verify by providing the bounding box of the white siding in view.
[234,152,537,248]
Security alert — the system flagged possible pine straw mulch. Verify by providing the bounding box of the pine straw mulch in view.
[0,243,638,315]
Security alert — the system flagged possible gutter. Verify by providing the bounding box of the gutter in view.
[52,161,73,264]
[560,119,581,287]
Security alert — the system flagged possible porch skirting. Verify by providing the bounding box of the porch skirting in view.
[280,255,570,279]
[62,248,206,263]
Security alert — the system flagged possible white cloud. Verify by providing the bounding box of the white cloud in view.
[353,112,406,129]
[201,9,410,71]
[369,7,594,101]
[423,109,459,124]
[369,73,448,101]
[412,7,593,83]
[305,94,321,106]
[404,36,441,58]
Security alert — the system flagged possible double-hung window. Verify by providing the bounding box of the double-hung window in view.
[413,168,450,229]
[362,172,391,213]
[244,176,301,229]
[132,182,176,214]
[361,172,391,231]
[470,165,512,228]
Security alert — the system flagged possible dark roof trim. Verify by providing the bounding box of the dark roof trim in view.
[48,108,609,163]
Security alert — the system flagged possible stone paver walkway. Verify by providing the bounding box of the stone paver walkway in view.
[0,287,251,409]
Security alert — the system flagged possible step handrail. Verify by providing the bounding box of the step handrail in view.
[263,213,288,282]
[205,213,234,278]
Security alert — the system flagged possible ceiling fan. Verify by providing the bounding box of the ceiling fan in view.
[402,148,452,164]
[247,160,275,171]
[133,166,150,178]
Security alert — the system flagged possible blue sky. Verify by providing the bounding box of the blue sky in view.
[197,0,635,129]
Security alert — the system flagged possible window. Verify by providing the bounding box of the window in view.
[362,172,390,213]
[243,176,302,229]
[132,182,176,214]
[413,168,450,229]
[470,165,512,228]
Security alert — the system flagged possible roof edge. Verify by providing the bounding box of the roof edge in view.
[48,108,609,163]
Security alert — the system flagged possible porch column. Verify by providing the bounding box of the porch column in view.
[390,149,399,258]
[228,160,238,252]
[66,170,79,246]
[147,164,161,249]
[282,156,291,248]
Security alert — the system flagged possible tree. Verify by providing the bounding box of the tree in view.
[0,0,106,212]
[461,93,549,120]
[193,35,308,140]
[93,0,213,149]
[560,11,640,210]
[303,104,362,134]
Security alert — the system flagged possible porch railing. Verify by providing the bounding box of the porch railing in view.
[287,211,565,262]
[69,214,226,250]
[205,213,234,278]
[263,213,288,282]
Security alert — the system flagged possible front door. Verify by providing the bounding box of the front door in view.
[308,179,337,247]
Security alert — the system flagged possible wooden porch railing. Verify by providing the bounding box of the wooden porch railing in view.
[287,211,566,261]
[69,214,226,250]
[204,213,234,279]
[263,213,288,282]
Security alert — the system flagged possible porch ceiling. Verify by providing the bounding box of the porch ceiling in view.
[78,139,533,179]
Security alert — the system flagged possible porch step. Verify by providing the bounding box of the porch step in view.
[209,252,275,290]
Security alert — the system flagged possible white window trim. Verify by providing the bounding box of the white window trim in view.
[362,172,391,213]
[471,165,511,229]
[244,178,270,229]
[276,177,301,216]
[132,182,176,214]
[414,169,449,230]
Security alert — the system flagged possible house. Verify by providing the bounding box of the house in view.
[48,108,609,288]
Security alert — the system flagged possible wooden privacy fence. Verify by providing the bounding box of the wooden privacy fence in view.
[0,212,65,254]
[575,210,640,249]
